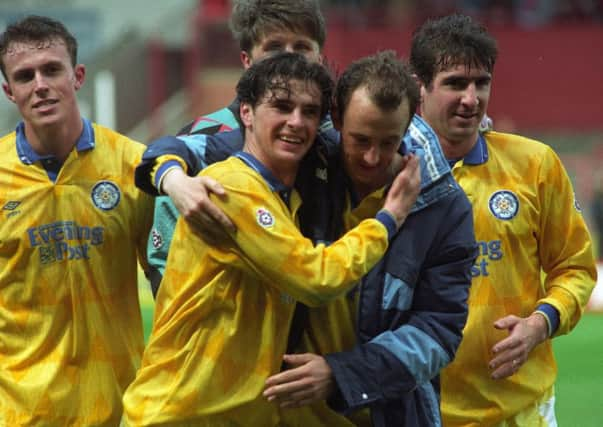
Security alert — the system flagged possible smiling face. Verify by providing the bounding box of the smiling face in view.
[1,38,84,134]
[338,85,410,198]
[241,78,322,185]
[241,29,321,68]
[420,63,491,157]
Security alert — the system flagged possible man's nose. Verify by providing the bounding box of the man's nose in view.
[287,108,303,128]
[363,146,380,166]
[461,84,479,108]
[33,71,49,93]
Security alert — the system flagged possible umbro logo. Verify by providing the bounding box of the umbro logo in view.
[3,201,21,211]
[315,167,327,181]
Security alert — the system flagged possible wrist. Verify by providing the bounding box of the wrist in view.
[376,209,398,239]
[528,312,550,343]
[159,166,186,196]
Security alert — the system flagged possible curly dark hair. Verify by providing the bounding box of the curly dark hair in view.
[236,51,333,120]
[410,14,498,88]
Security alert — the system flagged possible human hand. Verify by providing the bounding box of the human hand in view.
[382,154,421,229]
[263,353,334,408]
[488,313,549,380]
[162,168,236,241]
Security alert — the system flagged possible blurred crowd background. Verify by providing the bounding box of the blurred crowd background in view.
[1,0,602,259]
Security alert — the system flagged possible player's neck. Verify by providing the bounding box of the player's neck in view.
[438,133,478,161]
[24,116,83,163]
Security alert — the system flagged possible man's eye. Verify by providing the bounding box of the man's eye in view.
[14,71,34,82]
[265,42,283,52]
[273,101,293,112]
[476,78,491,89]
[448,80,466,89]
[303,107,320,118]
[354,136,370,146]
[294,43,311,52]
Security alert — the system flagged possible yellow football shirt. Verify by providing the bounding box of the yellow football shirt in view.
[441,131,596,426]
[123,156,391,426]
[0,122,153,426]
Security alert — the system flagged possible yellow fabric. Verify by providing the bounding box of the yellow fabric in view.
[441,132,596,426]
[0,125,153,426]
[123,156,389,426]
[495,386,556,427]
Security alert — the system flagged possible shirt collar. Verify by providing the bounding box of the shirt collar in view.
[449,133,489,167]
[462,133,489,165]
[15,118,95,165]
[234,151,293,205]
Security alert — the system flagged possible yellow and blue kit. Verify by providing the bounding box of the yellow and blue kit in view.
[134,116,476,427]
[135,108,334,295]
[0,120,153,426]
[123,152,396,426]
[441,132,596,426]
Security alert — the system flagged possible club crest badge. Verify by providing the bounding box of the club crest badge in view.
[91,180,121,211]
[489,190,519,220]
[256,207,275,228]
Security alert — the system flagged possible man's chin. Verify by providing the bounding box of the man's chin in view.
[31,115,61,129]
[451,126,479,140]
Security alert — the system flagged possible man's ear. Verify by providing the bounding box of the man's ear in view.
[2,82,15,103]
[73,64,85,90]
[240,102,254,128]
[240,51,253,69]
[412,73,427,103]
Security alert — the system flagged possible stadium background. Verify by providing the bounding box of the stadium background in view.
[1,1,602,425]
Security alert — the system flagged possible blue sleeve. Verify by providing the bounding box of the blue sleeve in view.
[134,130,245,196]
[325,192,477,412]
[535,303,560,336]
[375,210,397,241]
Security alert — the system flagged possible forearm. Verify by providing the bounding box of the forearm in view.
[324,341,418,412]
[134,135,211,196]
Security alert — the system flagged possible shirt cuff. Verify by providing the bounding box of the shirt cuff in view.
[155,161,185,194]
[534,303,560,337]
[376,209,397,241]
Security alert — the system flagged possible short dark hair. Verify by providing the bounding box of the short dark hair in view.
[229,0,326,52]
[236,51,333,120]
[410,14,498,88]
[336,50,419,125]
[0,15,78,81]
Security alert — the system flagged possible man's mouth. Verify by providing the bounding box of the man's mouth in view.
[33,99,58,109]
[455,112,478,120]
[279,135,303,144]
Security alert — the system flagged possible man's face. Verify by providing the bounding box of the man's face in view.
[1,38,84,131]
[420,63,491,148]
[241,79,322,180]
[338,85,410,194]
[242,29,321,68]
